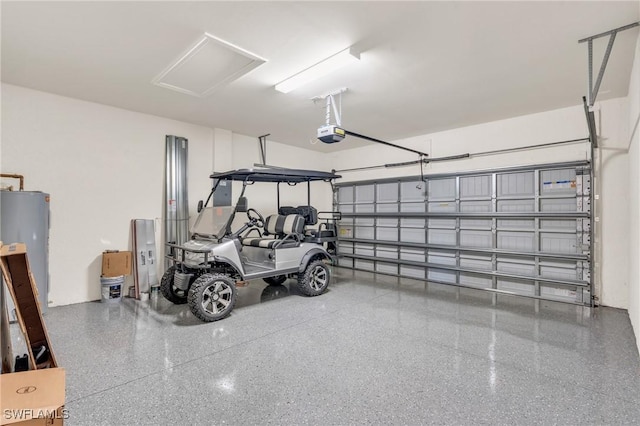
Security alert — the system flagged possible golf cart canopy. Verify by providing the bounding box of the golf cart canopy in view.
[209,167,341,183]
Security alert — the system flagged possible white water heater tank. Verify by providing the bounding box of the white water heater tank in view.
[1,190,50,320]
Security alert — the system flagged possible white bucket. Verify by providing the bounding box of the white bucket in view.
[100,275,124,303]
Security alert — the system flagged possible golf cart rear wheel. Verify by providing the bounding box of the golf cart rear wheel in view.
[160,266,187,304]
[188,273,237,322]
[263,275,287,286]
[297,259,330,296]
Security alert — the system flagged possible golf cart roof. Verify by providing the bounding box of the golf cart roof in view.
[209,167,341,183]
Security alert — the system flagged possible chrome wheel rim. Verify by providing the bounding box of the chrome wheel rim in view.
[202,281,233,315]
[309,265,327,291]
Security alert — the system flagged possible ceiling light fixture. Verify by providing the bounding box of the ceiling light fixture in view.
[275,47,360,94]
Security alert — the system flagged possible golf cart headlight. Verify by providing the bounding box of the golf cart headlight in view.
[185,251,205,264]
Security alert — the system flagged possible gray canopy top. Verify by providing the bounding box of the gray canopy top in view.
[209,167,341,184]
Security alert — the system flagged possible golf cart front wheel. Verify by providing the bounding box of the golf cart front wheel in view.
[160,266,187,304]
[297,259,330,296]
[188,273,237,322]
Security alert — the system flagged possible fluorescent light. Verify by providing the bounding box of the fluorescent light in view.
[275,47,359,94]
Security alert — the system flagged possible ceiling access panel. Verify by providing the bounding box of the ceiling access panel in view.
[334,161,592,306]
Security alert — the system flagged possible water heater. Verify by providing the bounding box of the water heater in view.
[1,190,50,320]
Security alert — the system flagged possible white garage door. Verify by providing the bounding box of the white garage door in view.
[335,161,592,305]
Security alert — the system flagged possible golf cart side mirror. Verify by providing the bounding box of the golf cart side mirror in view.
[236,197,248,213]
[197,200,203,213]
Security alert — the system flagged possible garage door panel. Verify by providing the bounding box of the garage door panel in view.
[540,219,577,231]
[355,185,375,203]
[376,262,398,274]
[540,169,576,196]
[497,278,534,295]
[377,217,398,227]
[355,217,374,226]
[355,259,374,271]
[540,232,578,253]
[339,242,353,254]
[377,203,398,213]
[497,172,534,197]
[460,272,492,288]
[401,181,425,202]
[460,200,492,228]
[497,257,535,275]
[400,248,425,262]
[338,258,353,268]
[428,269,456,283]
[400,228,424,243]
[355,226,374,239]
[377,182,398,203]
[497,199,535,230]
[376,245,398,260]
[428,178,456,200]
[400,202,426,212]
[540,198,576,212]
[401,218,425,228]
[338,186,354,204]
[460,254,493,271]
[339,204,354,214]
[354,243,374,257]
[335,162,591,305]
[428,202,456,228]
[497,231,535,251]
[540,261,578,281]
[401,265,425,279]
[460,175,491,199]
[428,229,456,245]
[428,250,456,266]
[460,230,492,248]
[377,226,398,241]
[540,284,578,302]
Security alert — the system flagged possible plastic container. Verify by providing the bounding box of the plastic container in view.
[100,275,124,303]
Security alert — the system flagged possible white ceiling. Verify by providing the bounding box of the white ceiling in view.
[2,1,638,152]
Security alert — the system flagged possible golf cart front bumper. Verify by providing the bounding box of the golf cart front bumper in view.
[165,242,212,269]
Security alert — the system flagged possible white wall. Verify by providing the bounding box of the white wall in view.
[230,133,332,213]
[1,84,213,305]
[328,98,630,309]
[1,83,214,305]
[628,30,640,355]
[0,83,333,307]
[0,80,633,314]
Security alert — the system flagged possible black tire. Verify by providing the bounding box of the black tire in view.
[263,275,287,286]
[188,273,237,322]
[160,266,187,304]
[297,259,330,296]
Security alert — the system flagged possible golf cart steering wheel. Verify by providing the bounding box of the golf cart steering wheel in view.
[246,208,264,228]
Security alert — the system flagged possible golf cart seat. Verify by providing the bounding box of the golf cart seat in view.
[279,205,318,226]
[242,214,305,249]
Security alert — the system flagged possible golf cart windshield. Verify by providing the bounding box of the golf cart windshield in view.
[190,206,236,239]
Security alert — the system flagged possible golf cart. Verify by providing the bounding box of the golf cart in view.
[161,167,341,322]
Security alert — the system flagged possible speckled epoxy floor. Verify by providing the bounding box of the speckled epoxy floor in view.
[27,268,640,424]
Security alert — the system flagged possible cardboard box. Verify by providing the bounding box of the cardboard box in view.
[0,368,66,425]
[0,244,57,369]
[101,251,132,277]
[0,243,65,425]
